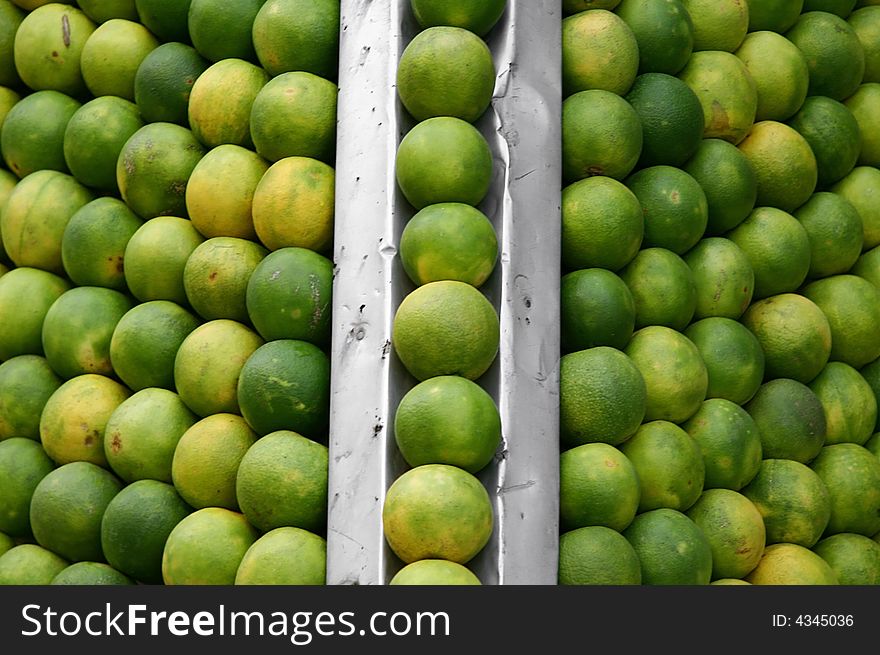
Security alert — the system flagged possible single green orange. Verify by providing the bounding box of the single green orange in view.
[616,0,695,74]
[560,442,640,532]
[740,292,832,383]
[399,203,498,288]
[561,268,636,352]
[733,30,810,122]
[562,9,639,97]
[561,176,644,272]
[745,542,838,585]
[172,319,264,417]
[744,379,828,464]
[187,59,268,150]
[389,559,481,586]
[619,247,696,331]
[788,96,862,188]
[398,26,495,122]
[682,0,749,51]
[410,0,507,37]
[252,0,340,79]
[162,507,259,586]
[394,375,501,474]
[786,10,866,101]
[725,206,812,299]
[813,532,880,585]
[382,464,493,564]
[625,165,708,255]
[802,274,880,369]
[0,355,62,441]
[686,488,766,580]
[832,166,880,250]
[187,0,262,63]
[811,443,880,537]
[853,245,880,291]
[39,373,130,468]
[392,280,499,382]
[76,0,138,23]
[245,247,333,346]
[0,267,70,360]
[251,156,335,253]
[171,413,258,511]
[849,6,880,82]
[0,544,68,585]
[741,458,831,547]
[682,397,764,492]
[133,41,209,126]
[683,317,765,406]
[558,525,642,585]
[559,346,647,447]
[29,461,123,562]
[845,83,880,167]
[100,479,192,584]
[134,0,192,43]
[235,527,327,585]
[235,430,328,533]
[623,508,713,585]
[50,562,132,585]
[61,197,143,290]
[1,89,81,178]
[684,237,755,320]
[682,137,757,235]
[0,438,55,537]
[624,325,708,424]
[236,340,331,439]
[123,216,205,305]
[809,362,877,446]
[562,88,643,182]
[116,122,207,220]
[80,18,159,101]
[748,1,804,33]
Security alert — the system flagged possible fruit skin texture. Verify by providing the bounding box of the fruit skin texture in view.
[251,0,340,79]
[615,0,695,75]
[622,508,713,585]
[410,0,508,37]
[0,437,55,537]
[684,318,765,406]
[562,9,639,97]
[0,268,70,361]
[558,525,642,585]
[0,544,68,586]
[810,444,880,537]
[745,543,838,585]
[0,355,62,441]
[234,527,327,586]
[389,559,481,585]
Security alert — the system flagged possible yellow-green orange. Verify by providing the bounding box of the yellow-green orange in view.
[390,559,481,586]
[0,355,62,441]
[0,267,70,359]
[558,526,642,585]
[80,18,159,101]
[559,346,646,447]
[562,89,643,182]
[235,527,326,586]
[682,397,763,491]
[625,165,708,255]
[60,197,143,290]
[250,72,337,164]
[251,0,340,79]
[392,280,499,382]
[39,373,130,468]
[744,378,827,463]
[683,138,757,234]
[726,206,812,299]
[832,166,880,250]
[682,0,749,51]
[561,268,635,351]
[619,247,696,331]
[734,30,810,122]
[0,544,67,585]
[162,507,258,586]
[845,83,880,167]
[811,443,880,536]
[41,286,132,379]
[788,97,862,188]
[171,413,257,510]
[560,442,640,531]
[29,461,123,562]
[684,318,765,406]
[382,464,493,564]
[398,26,495,123]
[410,0,507,37]
[50,562,131,585]
[561,176,643,272]
[616,0,695,74]
[812,532,880,584]
[236,340,330,439]
[624,325,708,424]
[187,59,268,149]
[133,42,208,126]
[809,362,876,445]
[849,7,880,82]
[623,508,713,585]
[802,274,880,369]
[400,203,498,289]
[123,216,205,305]
[686,488,766,580]
[394,375,501,474]
[677,50,758,145]
[251,156,335,253]
[745,543,838,584]
[741,458,831,547]
[562,9,638,97]
[117,122,206,220]
[173,319,264,417]
[0,438,54,537]
[1,90,81,178]
[786,11,865,101]
[187,0,262,63]
[235,431,328,533]
[100,479,191,584]
[684,237,754,320]
[740,293,831,383]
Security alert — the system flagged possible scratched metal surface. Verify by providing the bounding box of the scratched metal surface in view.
[326,0,562,585]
